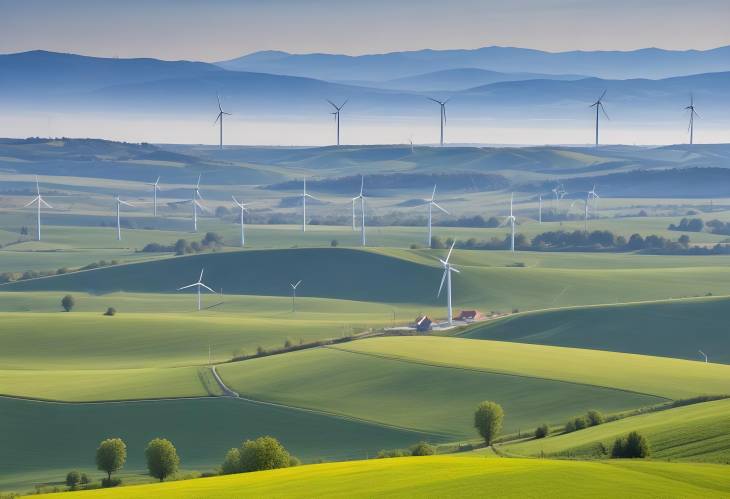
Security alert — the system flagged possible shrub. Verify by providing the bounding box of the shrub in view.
[289,456,301,467]
[474,401,504,445]
[564,416,588,433]
[103,307,116,316]
[330,239,338,247]
[61,294,75,312]
[100,478,121,488]
[376,448,409,458]
[145,438,180,482]
[220,448,242,475]
[65,471,81,489]
[612,431,650,458]
[239,436,292,472]
[96,438,126,483]
[80,473,89,486]
[534,424,549,439]
[586,410,604,427]
[410,442,436,456]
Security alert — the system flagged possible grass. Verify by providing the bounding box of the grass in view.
[331,337,730,399]
[36,456,730,498]
[460,296,730,363]
[504,398,730,464]
[217,347,661,438]
[0,396,440,494]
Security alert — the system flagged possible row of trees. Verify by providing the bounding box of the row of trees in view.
[142,232,224,255]
[92,437,179,487]
[0,259,119,284]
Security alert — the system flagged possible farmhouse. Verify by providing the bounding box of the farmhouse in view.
[415,315,433,332]
[455,310,486,322]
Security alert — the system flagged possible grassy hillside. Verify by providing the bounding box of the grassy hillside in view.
[0,396,439,493]
[331,337,730,399]
[217,347,661,438]
[504,398,730,463]
[38,456,730,498]
[461,297,730,363]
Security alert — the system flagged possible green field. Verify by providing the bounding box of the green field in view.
[504,398,730,463]
[461,296,730,363]
[0,396,439,493]
[217,347,661,438]
[37,456,730,498]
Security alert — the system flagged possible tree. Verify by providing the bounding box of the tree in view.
[221,448,242,475]
[534,424,549,439]
[586,410,604,427]
[410,442,435,456]
[96,438,126,483]
[145,438,180,482]
[80,473,90,486]
[330,239,339,247]
[104,307,116,316]
[474,401,504,445]
[611,431,650,458]
[61,294,75,312]
[239,436,292,472]
[65,471,81,489]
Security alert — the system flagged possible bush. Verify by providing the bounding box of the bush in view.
[100,478,121,488]
[289,455,301,467]
[534,424,549,439]
[611,431,650,458]
[145,438,180,482]
[376,448,409,458]
[474,401,504,445]
[61,294,75,312]
[65,471,81,489]
[564,416,589,434]
[330,239,338,247]
[96,438,126,483]
[220,448,242,475]
[239,436,293,472]
[410,442,436,456]
[103,307,116,316]
[80,473,89,486]
[586,410,604,427]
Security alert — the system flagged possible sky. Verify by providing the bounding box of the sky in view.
[1,0,729,61]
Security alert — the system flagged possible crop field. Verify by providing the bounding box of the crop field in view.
[504,398,730,463]
[37,456,730,498]
[461,296,730,363]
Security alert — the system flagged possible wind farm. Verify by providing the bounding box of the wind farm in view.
[2,3,730,498]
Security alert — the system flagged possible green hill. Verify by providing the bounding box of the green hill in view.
[460,297,730,363]
[504,398,730,463]
[38,456,730,498]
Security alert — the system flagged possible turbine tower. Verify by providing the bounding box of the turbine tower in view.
[24,175,53,241]
[177,268,216,311]
[290,280,302,313]
[437,242,460,325]
[685,95,700,145]
[191,175,205,232]
[114,195,135,241]
[327,99,348,146]
[538,194,543,224]
[232,196,249,247]
[300,177,319,233]
[590,90,609,147]
[214,93,231,150]
[151,176,161,217]
[506,193,517,252]
[425,185,449,247]
[427,98,449,146]
[699,349,708,363]
[351,175,366,246]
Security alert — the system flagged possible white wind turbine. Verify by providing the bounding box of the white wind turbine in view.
[352,175,366,246]
[290,280,302,313]
[425,185,449,247]
[685,95,700,145]
[114,195,135,241]
[177,268,216,311]
[300,177,320,233]
[437,242,460,325]
[699,350,708,363]
[231,196,250,247]
[590,90,609,147]
[588,184,600,217]
[24,175,53,241]
[505,193,517,252]
[214,93,231,150]
[538,194,543,224]
[427,97,449,146]
[327,99,348,146]
[552,184,567,214]
[151,176,161,217]
[190,175,205,232]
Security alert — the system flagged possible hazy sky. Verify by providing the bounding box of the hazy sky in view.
[1,0,729,61]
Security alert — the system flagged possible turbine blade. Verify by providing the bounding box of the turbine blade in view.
[431,184,437,201]
[326,99,338,110]
[432,202,449,214]
[599,89,607,101]
[200,283,216,293]
[445,241,455,263]
[600,102,610,120]
[199,268,205,282]
[177,283,197,291]
[451,266,461,273]
[24,196,40,208]
[340,98,349,109]
[437,268,448,297]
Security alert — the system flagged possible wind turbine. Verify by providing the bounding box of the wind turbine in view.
[538,194,543,224]
[590,90,609,147]
[327,99,348,146]
[425,185,449,247]
[437,242,460,325]
[23,175,53,241]
[231,196,249,247]
[505,193,517,252]
[114,196,135,241]
[301,177,319,233]
[290,280,302,313]
[151,176,161,217]
[427,98,449,146]
[352,175,366,246]
[214,93,231,150]
[190,175,205,232]
[588,184,600,217]
[552,184,567,214]
[699,350,708,363]
[685,95,700,145]
[177,268,216,311]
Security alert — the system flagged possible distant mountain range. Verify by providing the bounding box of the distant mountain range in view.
[218,46,730,81]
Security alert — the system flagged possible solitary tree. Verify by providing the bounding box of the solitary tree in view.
[145,438,180,482]
[65,470,81,489]
[474,401,504,445]
[96,438,126,484]
[61,294,75,312]
[239,436,292,472]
